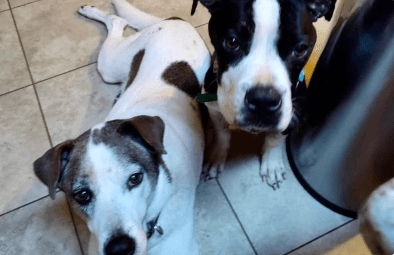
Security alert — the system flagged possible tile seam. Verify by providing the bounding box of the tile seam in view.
[0,83,33,97]
[34,62,98,85]
[7,0,53,147]
[66,198,86,255]
[10,0,41,10]
[216,179,259,255]
[195,22,208,28]
[0,194,50,217]
[283,219,357,255]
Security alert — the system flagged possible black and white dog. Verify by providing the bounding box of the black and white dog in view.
[193,0,336,189]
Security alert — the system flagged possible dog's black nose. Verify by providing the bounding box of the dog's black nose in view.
[245,86,282,113]
[105,235,136,255]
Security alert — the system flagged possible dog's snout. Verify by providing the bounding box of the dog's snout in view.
[105,235,136,255]
[245,86,282,113]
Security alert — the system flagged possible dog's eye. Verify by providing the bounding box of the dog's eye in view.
[223,36,240,51]
[128,173,143,189]
[73,189,92,205]
[292,43,309,58]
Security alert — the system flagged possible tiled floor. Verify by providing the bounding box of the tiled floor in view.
[0,0,373,254]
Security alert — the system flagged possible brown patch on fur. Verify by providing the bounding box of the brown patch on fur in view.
[90,117,170,184]
[33,130,91,199]
[126,49,145,90]
[161,61,201,98]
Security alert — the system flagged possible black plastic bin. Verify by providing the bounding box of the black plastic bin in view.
[287,0,394,218]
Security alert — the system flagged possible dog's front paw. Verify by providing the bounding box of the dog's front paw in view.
[202,127,231,181]
[202,144,228,181]
[259,146,286,190]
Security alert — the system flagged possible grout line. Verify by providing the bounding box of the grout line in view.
[195,22,208,29]
[0,194,50,217]
[7,0,54,147]
[11,0,42,9]
[0,8,10,14]
[66,198,86,255]
[216,179,259,255]
[282,219,357,255]
[35,62,97,85]
[0,84,33,97]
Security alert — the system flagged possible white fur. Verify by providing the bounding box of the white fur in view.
[260,135,287,190]
[360,178,394,255]
[78,2,210,254]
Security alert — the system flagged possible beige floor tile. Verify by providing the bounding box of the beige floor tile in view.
[131,0,210,27]
[0,86,51,214]
[195,180,256,255]
[289,220,372,255]
[9,0,39,8]
[12,0,111,82]
[196,24,214,54]
[36,64,119,145]
[0,0,9,12]
[12,0,210,83]
[0,11,31,95]
[218,134,352,255]
[0,193,82,255]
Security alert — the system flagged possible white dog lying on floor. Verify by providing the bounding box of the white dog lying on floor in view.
[33,1,210,254]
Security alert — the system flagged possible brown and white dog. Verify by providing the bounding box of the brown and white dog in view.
[192,0,336,189]
[33,1,210,254]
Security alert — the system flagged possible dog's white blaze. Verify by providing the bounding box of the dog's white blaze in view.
[219,0,292,131]
[85,136,150,255]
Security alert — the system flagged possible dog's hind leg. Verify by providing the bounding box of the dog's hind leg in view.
[79,5,141,83]
[112,0,162,31]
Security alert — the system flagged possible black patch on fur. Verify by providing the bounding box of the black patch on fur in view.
[165,17,184,21]
[161,61,201,98]
[126,49,145,90]
[277,0,317,85]
[205,0,256,83]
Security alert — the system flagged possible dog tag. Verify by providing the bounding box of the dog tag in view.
[196,93,218,103]
[299,69,305,82]
[154,225,164,235]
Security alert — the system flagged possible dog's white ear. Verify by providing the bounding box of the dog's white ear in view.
[191,0,221,15]
[33,140,74,200]
[119,116,167,156]
[306,0,337,22]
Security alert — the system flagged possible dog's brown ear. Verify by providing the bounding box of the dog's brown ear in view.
[33,141,74,200]
[306,0,337,22]
[119,116,167,156]
[191,0,221,15]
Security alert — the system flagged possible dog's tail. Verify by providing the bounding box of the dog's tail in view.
[112,0,162,30]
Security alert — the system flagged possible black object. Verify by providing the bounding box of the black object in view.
[287,0,394,218]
